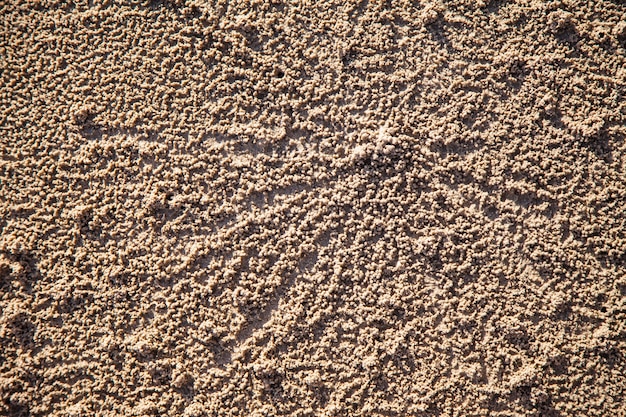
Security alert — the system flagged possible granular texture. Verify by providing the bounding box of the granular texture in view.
[1,1,626,416]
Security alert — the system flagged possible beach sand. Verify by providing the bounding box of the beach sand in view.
[1,0,625,415]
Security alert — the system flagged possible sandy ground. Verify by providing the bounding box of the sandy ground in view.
[1,0,626,416]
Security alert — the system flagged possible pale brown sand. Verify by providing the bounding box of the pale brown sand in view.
[1,0,626,416]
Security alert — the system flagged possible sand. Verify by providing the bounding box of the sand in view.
[1,0,626,416]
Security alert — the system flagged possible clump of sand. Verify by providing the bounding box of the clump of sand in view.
[1,0,625,416]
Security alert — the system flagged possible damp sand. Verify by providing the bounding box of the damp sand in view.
[1,1,626,416]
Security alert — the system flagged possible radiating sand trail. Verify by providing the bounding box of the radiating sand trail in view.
[1,1,625,416]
